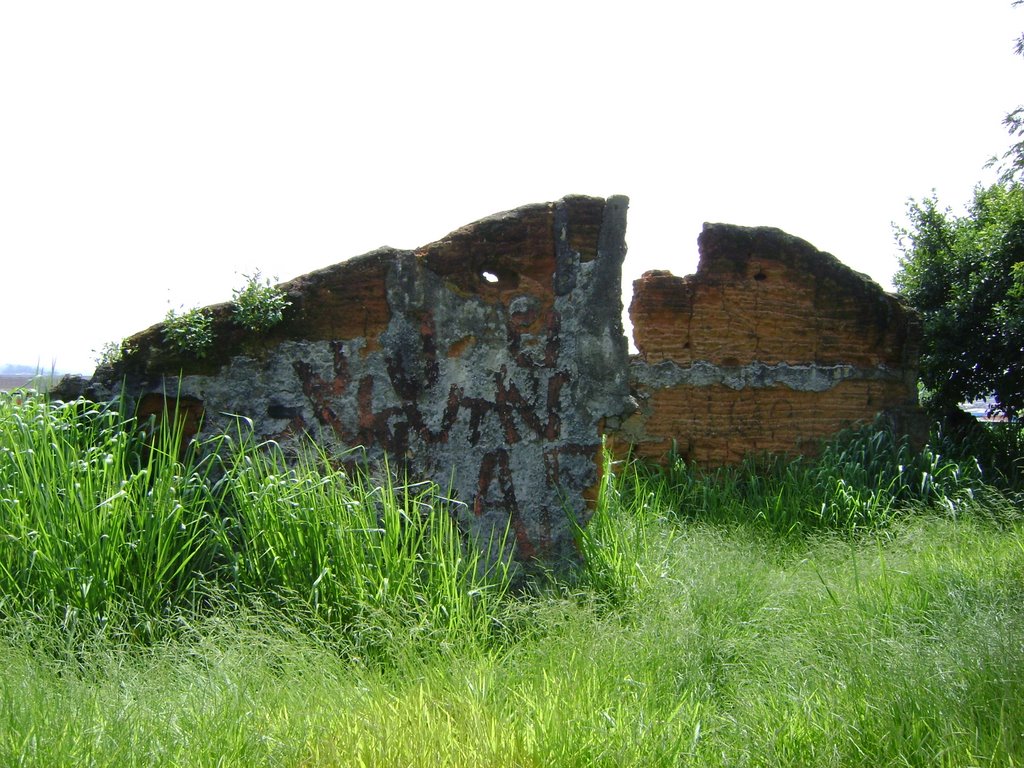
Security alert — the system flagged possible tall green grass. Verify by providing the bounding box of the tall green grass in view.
[620,420,989,536]
[0,393,221,634]
[211,437,511,658]
[1,392,1021,766]
[935,418,1024,491]
[2,514,1020,767]
[0,391,510,650]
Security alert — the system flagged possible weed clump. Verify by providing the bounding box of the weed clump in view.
[231,271,291,333]
[163,306,214,358]
[0,391,511,653]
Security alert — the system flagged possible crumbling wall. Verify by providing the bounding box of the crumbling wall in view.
[87,196,632,570]
[69,199,923,569]
[621,223,922,465]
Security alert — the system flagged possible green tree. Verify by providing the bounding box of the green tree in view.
[988,0,1024,183]
[895,184,1024,419]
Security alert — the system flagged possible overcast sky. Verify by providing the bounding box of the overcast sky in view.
[2,1,1021,373]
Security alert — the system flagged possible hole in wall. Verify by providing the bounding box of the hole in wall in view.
[481,271,499,284]
[754,270,767,282]
[268,402,302,420]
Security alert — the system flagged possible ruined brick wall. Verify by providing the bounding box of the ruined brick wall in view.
[85,196,632,571]
[67,199,922,569]
[620,223,922,465]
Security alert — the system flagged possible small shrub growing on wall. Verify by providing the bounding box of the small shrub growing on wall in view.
[232,271,291,333]
[93,339,133,367]
[164,306,214,358]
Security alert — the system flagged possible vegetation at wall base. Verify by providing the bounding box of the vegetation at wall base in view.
[0,391,511,656]
[1,390,1022,766]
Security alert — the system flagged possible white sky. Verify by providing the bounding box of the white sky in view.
[2,1,1021,374]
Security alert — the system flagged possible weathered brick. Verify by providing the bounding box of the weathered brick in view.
[62,203,924,569]
[82,196,631,572]
[626,223,923,464]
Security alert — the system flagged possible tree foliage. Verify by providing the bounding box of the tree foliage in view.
[896,1,1024,419]
[895,184,1024,418]
[988,0,1024,183]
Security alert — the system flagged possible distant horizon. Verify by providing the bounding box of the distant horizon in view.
[0,362,90,377]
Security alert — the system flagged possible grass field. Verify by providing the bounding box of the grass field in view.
[0,390,1021,766]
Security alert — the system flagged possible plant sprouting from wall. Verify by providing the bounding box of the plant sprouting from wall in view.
[93,339,133,367]
[232,271,291,333]
[164,306,214,358]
